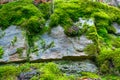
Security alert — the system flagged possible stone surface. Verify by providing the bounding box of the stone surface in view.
[105,0,120,6]
[112,23,120,35]
[55,60,98,76]
[0,25,27,62]
[0,18,94,63]
[30,26,93,61]
[18,70,40,80]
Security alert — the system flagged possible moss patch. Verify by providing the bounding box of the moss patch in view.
[0,46,4,58]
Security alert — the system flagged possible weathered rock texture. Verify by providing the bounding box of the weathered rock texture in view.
[0,25,27,62]
[55,60,98,76]
[30,26,93,61]
[0,18,94,63]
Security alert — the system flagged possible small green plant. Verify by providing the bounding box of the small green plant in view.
[11,36,17,46]
[17,48,24,57]
[84,44,97,56]
[39,39,55,53]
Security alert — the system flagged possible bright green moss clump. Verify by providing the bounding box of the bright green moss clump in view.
[0,0,45,34]
[50,0,120,37]
[0,65,20,80]
[80,72,101,79]
[97,48,120,74]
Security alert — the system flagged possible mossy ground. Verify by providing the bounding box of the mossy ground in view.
[0,0,120,77]
[0,62,120,80]
[0,62,75,80]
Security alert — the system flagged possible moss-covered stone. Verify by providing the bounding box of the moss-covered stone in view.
[0,62,75,80]
[1,0,120,75]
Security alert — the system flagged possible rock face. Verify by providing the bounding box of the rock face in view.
[55,60,98,76]
[0,25,26,62]
[30,26,93,61]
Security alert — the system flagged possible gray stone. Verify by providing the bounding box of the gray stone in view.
[18,70,40,80]
[0,25,27,62]
[30,26,93,61]
[112,23,120,35]
[55,60,98,76]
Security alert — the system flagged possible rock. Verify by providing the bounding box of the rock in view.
[106,0,120,7]
[55,60,98,76]
[0,18,93,63]
[93,0,120,7]
[9,54,25,62]
[0,25,27,62]
[18,70,40,80]
[112,23,120,35]
[30,26,93,61]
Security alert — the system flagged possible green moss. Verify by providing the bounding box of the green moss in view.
[84,44,98,56]
[22,16,45,35]
[1,0,120,76]
[37,3,51,19]
[102,74,120,80]
[0,62,75,80]
[0,0,48,60]
[0,46,4,58]
[106,25,116,34]
[97,48,120,74]
[49,13,60,27]
[92,11,110,20]
[100,61,110,74]
[49,0,120,39]
[80,72,101,79]
[0,65,20,80]
[17,48,24,57]
[0,0,45,33]
[40,62,75,80]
